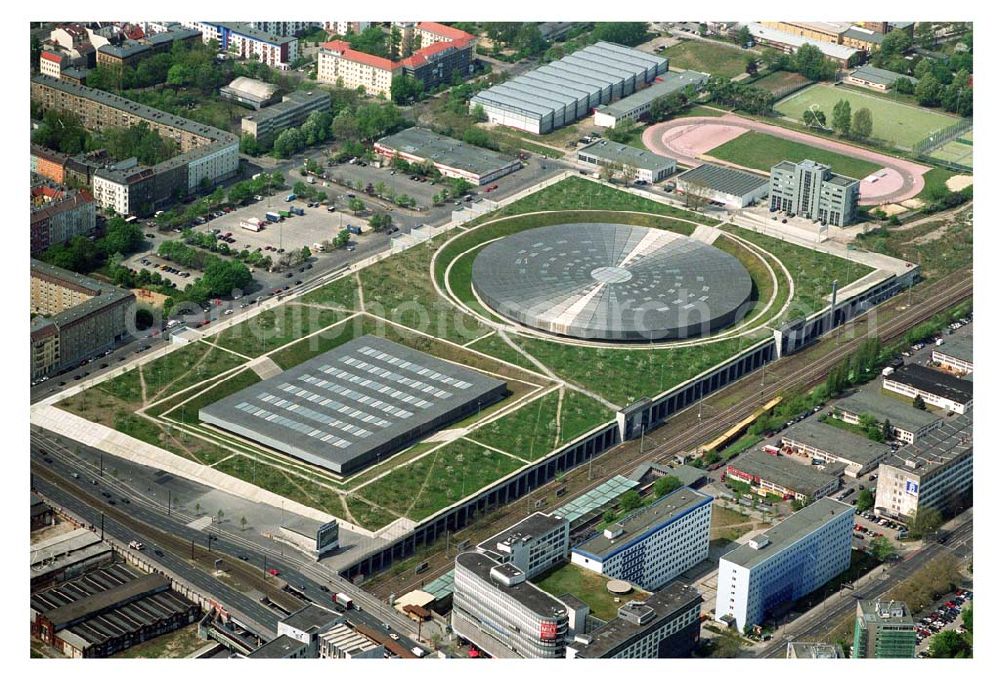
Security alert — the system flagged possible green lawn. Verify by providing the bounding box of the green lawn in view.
[708,130,882,179]
[662,40,749,79]
[162,368,261,424]
[753,71,811,96]
[776,83,961,149]
[213,304,348,358]
[213,454,348,521]
[356,438,526,522]
[533,561,650,621]
[927,140,972,168]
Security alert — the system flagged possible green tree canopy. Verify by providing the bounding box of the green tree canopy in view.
[852,107,873,139]
[832,99,852,135]
[592,22,648,46]
[654,476,683,498]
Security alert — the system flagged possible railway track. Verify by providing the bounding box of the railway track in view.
[364,270,971,599]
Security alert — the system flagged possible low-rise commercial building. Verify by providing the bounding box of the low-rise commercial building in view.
[30,185,97,254]
[846,64,918,92]
[318,23,474,98]
[31,495,55,531]
[374,127,522,186]
[219,76,280,109]
[318,620,383,658]
[882,363,973,414]
[30,259,135,379]
[571,487,712,591]
[478,512,570,579]
[567,582,702,658]
[726,448,843,501]
[470,42,668,134]
[787,641,845,658]
[874,412,972,523]
[932,335,973,375]
[831,389,943,445]
[241,90,332,146]
[715,498,855,632]
[30,528,114,589]
[852,598,916,658]
[748,23,862,66]
[780,419,892,479]
[31,564,200,658]
[770,159,861,227]
[577,139,677,183]
[593,70,709,128]
[674,163,770,208]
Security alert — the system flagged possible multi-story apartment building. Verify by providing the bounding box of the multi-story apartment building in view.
[874,413,972,523]
[715,498,855,632]
[567,582,702,658]
[571,487,712,591]
[39,51,65,78]
[852,599,917,658]
[324,22,373,36]
[477,513,570,579]
[247,21,319,38]
[30,259,135,379]
[770,159,860,227]
[30,185,97,255]
[183,22,298,68]
[453,550,570,658]
[31,75,239,215]
[31,145,69,184]
[241,90,332,146]
[318,22,474,98]
[882,364,973,415]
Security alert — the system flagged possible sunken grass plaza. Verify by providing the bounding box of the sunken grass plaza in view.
[55,176,874,534]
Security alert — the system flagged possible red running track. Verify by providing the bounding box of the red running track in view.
[642,114,929,206]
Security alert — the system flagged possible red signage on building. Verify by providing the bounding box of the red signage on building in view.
[539,621,558,640]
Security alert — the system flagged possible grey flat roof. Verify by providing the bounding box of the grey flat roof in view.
[457,551,567,618]
[377,127,520,180]
[787,642,845,658]
[574,487,712,560]
[248,635,309,658]
[573,582,701,658]
[886,412,972,477]
[597,71,709,118]
[850,64,917,86]
[578,139,676,172]
[782,419,891,466]
[843,27,885,44]
[833,390,941,433]
[729,449,844,495]
[478,512,566,553]
[721,498,854,569]
[215,21,297,45]
[281,604,338,633]
[677,163,768,197]
[933,335,973,365]
[857,599,913,626]
[199,336,507,475]
[885,364,974,404]
[247,89,331,123]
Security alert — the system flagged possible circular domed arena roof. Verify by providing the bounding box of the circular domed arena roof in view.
[471,222,754,342]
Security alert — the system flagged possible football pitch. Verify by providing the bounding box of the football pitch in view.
[776,83,961,149]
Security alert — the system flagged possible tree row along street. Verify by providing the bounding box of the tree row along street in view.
[364,268,972,599]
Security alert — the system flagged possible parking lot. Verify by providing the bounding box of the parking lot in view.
[915,588,972,657]
[123,251,201,288]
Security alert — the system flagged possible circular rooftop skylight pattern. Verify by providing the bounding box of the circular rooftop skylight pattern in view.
[471,222,754,341]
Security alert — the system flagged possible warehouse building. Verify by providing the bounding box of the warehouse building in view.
[567,582,702,658]
[200,336,507,475]
[831,389,943,445]
[882,363,973,415]
[593,70,709,128]
[932,335,973,376]
[470,42,668,134]
[241,90,332,146]
[318,620,383,659]
[674,163,770,208]
[780,419,891,479]
[874,412,972,523]
[770,159,861,227]
[571,487,712,591]
[726,448,843,501]
[31,564,200,658]
[31,259,136,380]
[30,528,114,589]
[852,599,916,658]
[715,498,855,632]
[219,76,280,109]
[478,512,569,579]
[374,127,522,186]
[747,23,862,66]
[845,64,918,92]
[577,139,677,183]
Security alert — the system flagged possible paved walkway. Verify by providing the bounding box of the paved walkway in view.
[642,114,929,205]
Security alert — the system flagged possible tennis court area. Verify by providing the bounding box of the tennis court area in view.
[927,138,973,168]
[776,83,960,149]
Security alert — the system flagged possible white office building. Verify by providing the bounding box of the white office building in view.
[571,488,712,591]
[477,512,570,579]
[715,498,854,632]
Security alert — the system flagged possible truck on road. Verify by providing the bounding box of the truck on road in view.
[333,592,354,610]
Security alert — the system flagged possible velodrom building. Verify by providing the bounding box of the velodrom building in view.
[30,75,239,216]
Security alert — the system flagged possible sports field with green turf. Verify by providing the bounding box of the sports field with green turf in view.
[662,40,748,79]
[707,131,881,179]
[775,83,960,149]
